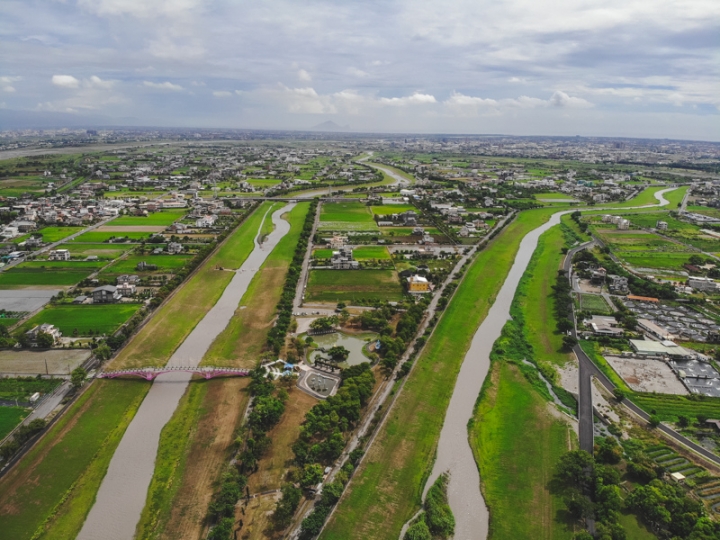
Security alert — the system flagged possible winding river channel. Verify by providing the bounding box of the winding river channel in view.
[77,203,295,540]
[420,188,675,540]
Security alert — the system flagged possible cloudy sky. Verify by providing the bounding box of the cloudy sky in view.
[1,0,719,139]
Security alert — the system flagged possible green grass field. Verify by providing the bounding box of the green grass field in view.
[536,192,576,200]
[618,251,692,270]
[71,231,155,243]
[0,268,93,287]
[471,362,574,540]
[0,406,27,440]
[0,380,150,540]
[321,208,562,539]
[370,204,417,215]
[579,293,612,314]
[111,209,186,226]
[596,186,667,209]
[55,244,128,259]
[111,202,269,368]
[320,202,378,231]
[19,304,141,336]
[16,260,103,270]
[33,227,85,243]
[306,269,404,303]
[101,254,191,275]
[313,246,391,261]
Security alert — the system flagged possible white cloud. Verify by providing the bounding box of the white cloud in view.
[0,76,20,93]
[297,69,312,82]
[77,0,203,19]
[52,75,80,88]
[143,81,184,92]
[549,91,593,108]
[213,90,232,97]
[379,92,437,106]
[148,35,205,60]
[444,91,592,116]
[347,67,369,78]
[86,75,115,89]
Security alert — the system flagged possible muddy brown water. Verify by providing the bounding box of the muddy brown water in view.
[77,204,295,540]
[419,188,675,540]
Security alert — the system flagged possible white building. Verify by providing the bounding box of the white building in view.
[688,277,719,292]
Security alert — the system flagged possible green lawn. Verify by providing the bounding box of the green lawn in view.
[33,227,85,243]
[55,244,128,259]
[321,207,562,539]
[101,254,191,275]
[16,261,103,270]
[111,209,186,226]
[618,251,692,270]
[471,362,574,540]
[0,406,27,440]
[536,192,576,200]
[19,304,141,336]
[596,186,667,209]
[320,202,378,231]
[0,380,150,540]
[306,269,404,303]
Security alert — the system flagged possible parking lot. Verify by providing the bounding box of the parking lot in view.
[605,355,688,394]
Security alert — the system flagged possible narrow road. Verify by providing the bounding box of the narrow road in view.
[293,202,321,311]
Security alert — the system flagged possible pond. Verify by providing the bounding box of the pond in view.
[305,331,376,367]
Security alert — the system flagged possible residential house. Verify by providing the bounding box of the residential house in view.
[25,323,62,346]
[331,247,359,270]
[407,275,431,294]
[92,285,121,304]
[48,249,70,261]
[167,242,183,254]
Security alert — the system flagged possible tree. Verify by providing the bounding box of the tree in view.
[272,484,302,529]
[404,519,432,540]
[612,388,626,402]
[327,346,350,362]
[677,415,690,428]
[300,463,324,488]
[94,343,112,361]
[562,335,578,350]
[555,450,594,487]
[71,367,87,389]
[36,332,55,349]
[649,414,661,428]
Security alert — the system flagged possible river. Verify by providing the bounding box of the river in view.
[419,187,676,539]
[77,203,295,540]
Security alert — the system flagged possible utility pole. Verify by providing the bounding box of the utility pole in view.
[45,358,48,375]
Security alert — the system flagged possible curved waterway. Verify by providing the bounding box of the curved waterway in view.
[77,203,295,540]
[418,187,676,540]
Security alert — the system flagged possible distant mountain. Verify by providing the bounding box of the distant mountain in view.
[311,120,351,132]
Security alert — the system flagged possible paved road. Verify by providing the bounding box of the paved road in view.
[293,202,321,311]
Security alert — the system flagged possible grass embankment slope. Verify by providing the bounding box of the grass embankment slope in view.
[0,380,149,540]
[203,202,310,367]
[321,208,562,540]
[469,223,577,540]
[471,363,574,540]
[367,162,416,184]
[109,202,268,369]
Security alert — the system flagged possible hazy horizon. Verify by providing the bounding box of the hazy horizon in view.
[2,0,719,140]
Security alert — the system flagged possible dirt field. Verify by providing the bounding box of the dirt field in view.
[96,226,167,233]
[203,267,286,368]
[159,378,250,540]
[248,388,317,493]
[235,493,282,540]
[605,355,688,394]
[0,349,91,376]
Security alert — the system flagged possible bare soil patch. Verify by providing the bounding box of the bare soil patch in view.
[0,349,91,375]
[605,355,687,394]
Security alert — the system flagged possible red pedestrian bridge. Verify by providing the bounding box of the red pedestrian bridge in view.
[97,366,251,381]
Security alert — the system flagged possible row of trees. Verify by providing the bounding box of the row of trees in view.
[266,200,318,353]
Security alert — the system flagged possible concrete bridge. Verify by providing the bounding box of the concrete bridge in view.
[97,366,250,381]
